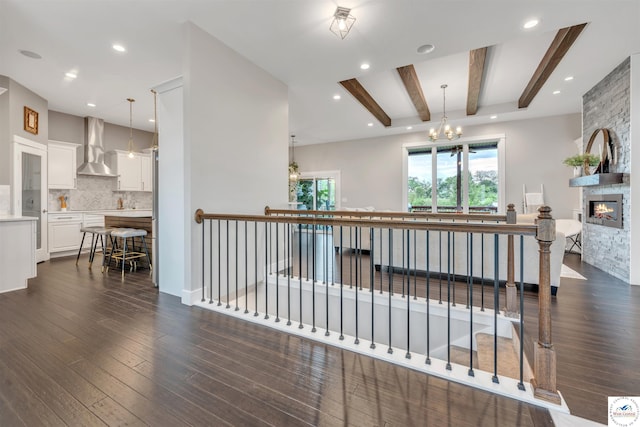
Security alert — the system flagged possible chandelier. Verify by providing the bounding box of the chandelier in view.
[330,6,356,39]
[428,84,462,142]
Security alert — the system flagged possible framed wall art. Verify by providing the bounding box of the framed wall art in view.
[24,106,38,135]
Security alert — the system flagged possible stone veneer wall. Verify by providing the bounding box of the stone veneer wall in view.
[582,58,631,282]
[48,175,152,212]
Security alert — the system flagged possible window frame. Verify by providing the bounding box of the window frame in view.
[402,134,506,214]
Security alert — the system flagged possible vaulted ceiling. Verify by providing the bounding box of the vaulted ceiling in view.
[0,1,638,145]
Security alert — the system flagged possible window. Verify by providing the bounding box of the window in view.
[407,141,501,213]
[295,171,340,211]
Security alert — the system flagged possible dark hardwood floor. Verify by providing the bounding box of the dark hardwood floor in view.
[1,251,637,425]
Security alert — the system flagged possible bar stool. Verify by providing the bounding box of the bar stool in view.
[107,228,152,280]
[76,226,114,271]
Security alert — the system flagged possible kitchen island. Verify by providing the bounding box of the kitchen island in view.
[0,215,37,293]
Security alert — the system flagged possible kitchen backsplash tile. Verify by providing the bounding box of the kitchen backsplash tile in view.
[49,175,152,211]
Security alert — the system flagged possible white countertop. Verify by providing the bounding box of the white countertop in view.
[0,215,38,222]
[49,209,152,216]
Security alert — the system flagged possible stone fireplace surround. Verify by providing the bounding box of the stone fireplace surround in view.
[581,58,631,283]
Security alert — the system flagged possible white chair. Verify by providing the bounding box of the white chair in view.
[556,219,582,253]
[523,184,544,214]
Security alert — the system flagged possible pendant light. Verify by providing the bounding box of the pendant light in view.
[126,98,135,158]
[150,90,158,149]
[289,134,299,181]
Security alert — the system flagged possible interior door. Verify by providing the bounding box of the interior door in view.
[13,136,48,262]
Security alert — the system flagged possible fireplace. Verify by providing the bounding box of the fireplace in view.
[586,194,623,228]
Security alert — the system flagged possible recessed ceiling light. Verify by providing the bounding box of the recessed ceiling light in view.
[112,44,126,52]
[490,115,498,119]
[367,123,373,127]
[87,103,96,107]
[406,126,413,130]
[149,119,155,123]
[360,63,370,70]
[417,44,435,54]
[553,90,561,95]
[523,19,539,29]
[19,49,42,59]
[333,94,341,100]
[564,76,574,81]
[65,72,77,79]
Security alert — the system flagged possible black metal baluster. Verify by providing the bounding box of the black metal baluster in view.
[218,220,222,306]
[245,221,249,314]
[451,231,456,307]
[264,222,269,320]
[226,220,230,309]
[201,219,205,302]
[446,231,451,370]
[388,228,393,354]
[354,226,359,345]
[349,227,353,289]
[370,227,375,349]
[426,229,431,365]
[413,230,417,300]
[518,235,525,391]
[466,232,470,309]
[287,222,291,325]
[492,233,499,383]
[254,222,258,317]
[468,233,474,377]
[401,230,405,298]
[312,224,316,333]
[325,222,330,337]
[339,225,344,340]
[481,232,485,311]
[209,219,213,304]
[439,230,443,304]
[379,228,383,294]
[299,222,303,329]
[235,221,239,311]
[275,222,280,322]
[406,229,411,359]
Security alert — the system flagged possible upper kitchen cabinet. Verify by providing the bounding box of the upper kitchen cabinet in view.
[48,140,80,189]
[106,150,151,192]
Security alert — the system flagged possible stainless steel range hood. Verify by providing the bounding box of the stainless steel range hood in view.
[77,117,117,177]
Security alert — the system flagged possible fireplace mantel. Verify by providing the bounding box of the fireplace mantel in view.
[569,172,624,187]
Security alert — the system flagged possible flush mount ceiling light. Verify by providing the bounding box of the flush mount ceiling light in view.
[333,94,341,100]
[523,19,539,29]
[65,72,77,79]
[417,44,435,54]
[429,84,462,142]
[330,6,356,39]
[112,44,126,52]
[87,103,96,107]
[126,98,136,158]
[360,63,370,70]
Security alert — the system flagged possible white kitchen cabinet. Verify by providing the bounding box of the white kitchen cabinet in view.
[48,140,79,189]
[106,150,142,191]
[48,213,83,253]
[140,153,152,192]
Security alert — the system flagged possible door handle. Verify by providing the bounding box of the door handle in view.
[42,209,47,213]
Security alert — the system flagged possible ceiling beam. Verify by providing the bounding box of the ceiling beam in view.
[466,47,488,115]
[339,78,392,127]
[518,23,587,109]
[396,65,430,121]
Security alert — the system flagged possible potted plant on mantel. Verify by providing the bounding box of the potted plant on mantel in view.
[563,153,600,177]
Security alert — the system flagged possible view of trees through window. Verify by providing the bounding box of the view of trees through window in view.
[408,142,499,212]
[296,178,336,211]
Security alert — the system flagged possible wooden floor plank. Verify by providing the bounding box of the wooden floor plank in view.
[1,252,637,425]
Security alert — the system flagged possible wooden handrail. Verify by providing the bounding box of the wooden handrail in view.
[264,206,508,223]
[196,209,535,236]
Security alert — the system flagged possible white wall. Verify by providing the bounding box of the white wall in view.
[183,22,288,301]
[295,114,581,219]
[155,78,185,298]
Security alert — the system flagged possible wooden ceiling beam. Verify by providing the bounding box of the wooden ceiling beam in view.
[466,47,488,115]
[396,65,430,121]
[339,78,392,127]
[518,23,587,109]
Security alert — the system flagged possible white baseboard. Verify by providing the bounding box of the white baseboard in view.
[181,288,202,306]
